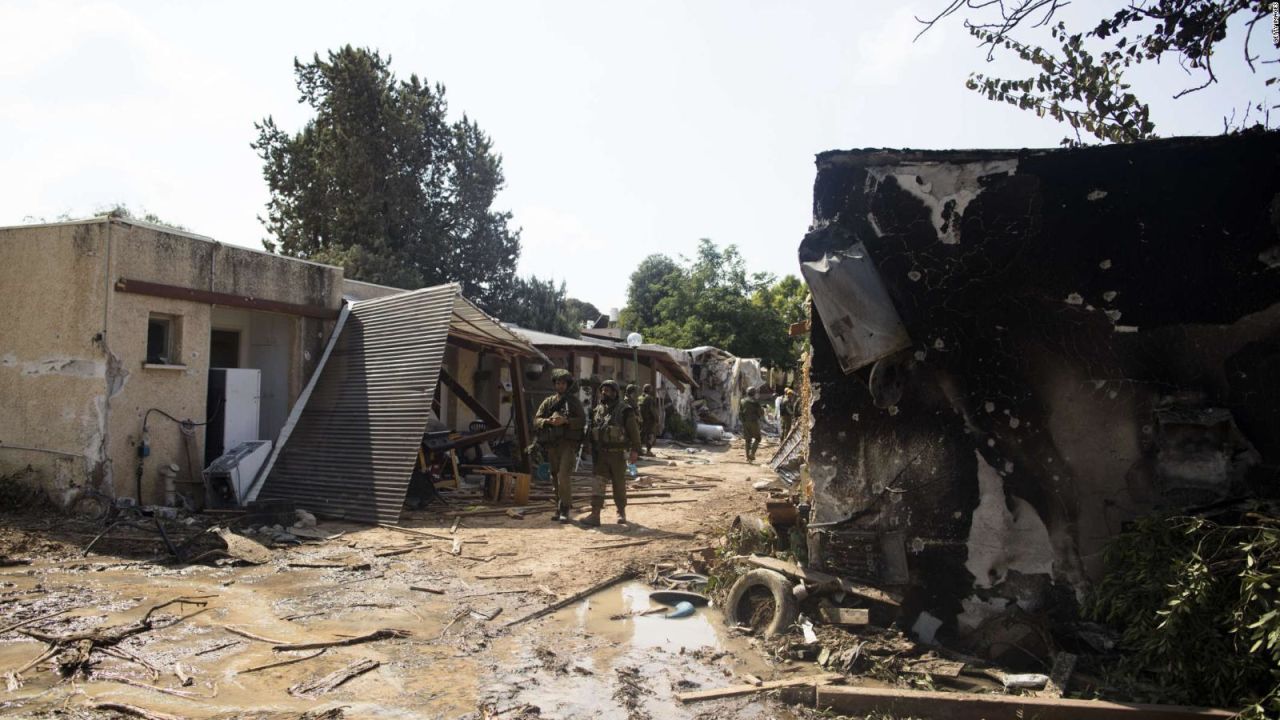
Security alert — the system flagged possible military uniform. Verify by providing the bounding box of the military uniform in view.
[779,389,797,439]
[740,390,764,462]
[587,380,641,525]
[637,383,660,455]
[533,369,587,521]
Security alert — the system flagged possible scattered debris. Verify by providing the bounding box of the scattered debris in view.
[675,673,844,703]
[273,628,411,652]
[289,658,380,697]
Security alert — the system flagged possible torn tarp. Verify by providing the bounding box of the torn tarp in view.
[800,226,911,374]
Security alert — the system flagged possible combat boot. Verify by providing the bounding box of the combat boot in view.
[616,509,628,525]
[580,503,602,527]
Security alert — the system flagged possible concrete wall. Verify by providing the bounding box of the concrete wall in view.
[0,222,113,504]
[800,133,1280,656]
[0,218,343,505]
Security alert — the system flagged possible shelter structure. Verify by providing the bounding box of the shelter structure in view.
[798,132,1280,654]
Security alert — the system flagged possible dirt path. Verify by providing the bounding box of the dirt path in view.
[1,438,810,719]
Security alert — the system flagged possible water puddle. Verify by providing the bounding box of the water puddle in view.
[483,581,789,719]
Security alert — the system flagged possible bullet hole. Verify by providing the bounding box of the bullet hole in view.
[984,401,995,413]
[933,338,946,350]
[1009,417,1021,429]
[888,405,900,416]
[908,270,922,282]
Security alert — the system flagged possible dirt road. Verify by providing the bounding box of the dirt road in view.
[2,438,809,719]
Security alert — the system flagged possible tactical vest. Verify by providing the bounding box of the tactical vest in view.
[592,400,632,450]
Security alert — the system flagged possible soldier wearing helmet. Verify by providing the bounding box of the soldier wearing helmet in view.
[585,379,641,526]
[533,368,586,522]
[740,385,764,462]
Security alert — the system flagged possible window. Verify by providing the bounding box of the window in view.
[146,314,182,366]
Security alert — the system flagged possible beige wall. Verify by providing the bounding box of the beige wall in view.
[0,218,344,505]
[0,222,112,504]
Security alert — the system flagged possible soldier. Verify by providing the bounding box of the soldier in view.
[586,379,640,526]
[625,383,639,411]
[779,387,797,439]
[740,386,764,462]
[533,369,587,523]
[637,383,660,456]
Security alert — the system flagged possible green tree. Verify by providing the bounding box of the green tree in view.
[919,1,1276,144]
[621,239,801,367]
[564,297,603,328]
[253,46,520,308]
[496,275,580,337]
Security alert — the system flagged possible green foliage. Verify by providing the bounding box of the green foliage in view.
[253,46,520,309]
[924,1,1275,144]
[1088,513,1280,716]
[663,413,696,442]
[493,275,580,337]
[564,297,602,329]
[621,239,805,367]
[100,204,188,231]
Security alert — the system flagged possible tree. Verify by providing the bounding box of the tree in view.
[621,239,803,367]
[919,1,1277,144]
[253,46,520,308]
[494,275,580,337]
[564,297,603,328]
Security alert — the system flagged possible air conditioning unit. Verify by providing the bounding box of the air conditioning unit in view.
[204,440,273,508]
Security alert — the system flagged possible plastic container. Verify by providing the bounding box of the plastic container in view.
[695,423,724,441]
[627,463,638,478]
[534,462,552,482]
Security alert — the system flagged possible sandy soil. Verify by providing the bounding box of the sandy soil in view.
[1,437,820,719]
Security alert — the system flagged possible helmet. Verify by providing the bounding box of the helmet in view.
[785,387,795,396]
[625,384,638,397]
[551,368,576,391]
[600,379,620,393]
[747,386,758,397]
[642,384,653,393]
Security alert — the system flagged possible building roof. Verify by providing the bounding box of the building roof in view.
[508,326,697,388]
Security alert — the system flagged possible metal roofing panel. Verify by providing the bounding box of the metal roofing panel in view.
[255,284,457,524]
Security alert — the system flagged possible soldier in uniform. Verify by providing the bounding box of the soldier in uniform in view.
[586,379,640,526]
[637,383,660,456]
[779,387,797,439]
[740,386,764,462]
[625,384,639,411]
[533,369,586,523]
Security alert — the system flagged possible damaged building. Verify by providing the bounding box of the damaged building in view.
[798,132,1280,658]
[0,216,343,506]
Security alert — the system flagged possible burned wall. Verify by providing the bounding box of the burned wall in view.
[802,132,1280,650]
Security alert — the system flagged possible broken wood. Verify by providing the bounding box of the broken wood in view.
[273,628,411,652]
[675,673,844,703]
[816,607,870,626]
[584,539,653,551]
[375,544,427,558]
[239,648,327,675]
[450,518,461,534]
[173,662,192,686]
[747,555,902,606]
[505,570,637,628]
[0,608,70,636]
[457,589,527,598]
[474,573,532,580]
[289,658,379,697]
[223,626,290,644]
[451,538,463,555]
[814,685,1237,720]
[378,523,464,542]
[90,703,186,720]
[97,672,217,699]
[193,640,240,656]
[470,607,503,621]
[409,585,445,594]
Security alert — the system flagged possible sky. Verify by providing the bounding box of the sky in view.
[1,1,1272,312]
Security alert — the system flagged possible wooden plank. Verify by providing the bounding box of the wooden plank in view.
[815,686,1237,720]
[675,673,844,703]
[115,278,338,320]
[817,607,869,626]
[439,367,502,429]
[747,555,902,606]
[505,570,635,628]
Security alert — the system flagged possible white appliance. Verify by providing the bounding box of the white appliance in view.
[204,440,273,507]
[206,368,261,463]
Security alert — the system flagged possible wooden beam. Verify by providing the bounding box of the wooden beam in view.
[115,278,338,319]
[439,367,501,430]
[789,320,811,337]
[509,356,532,472]
[817,607,869,626]
[815,686,1236,720]
[676,673,844,703]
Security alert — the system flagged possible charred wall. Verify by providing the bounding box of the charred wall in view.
[801,132,1280,651]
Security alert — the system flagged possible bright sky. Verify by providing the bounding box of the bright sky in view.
[1,1,1270,311]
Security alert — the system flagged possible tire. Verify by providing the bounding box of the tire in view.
[725,568,799,638]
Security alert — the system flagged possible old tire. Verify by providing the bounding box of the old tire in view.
[725,568,798,638]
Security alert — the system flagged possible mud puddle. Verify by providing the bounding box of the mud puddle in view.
[483,581,793,719]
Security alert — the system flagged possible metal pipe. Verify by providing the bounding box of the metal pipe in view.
[0,444,89,459]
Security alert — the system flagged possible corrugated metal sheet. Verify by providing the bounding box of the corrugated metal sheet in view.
[256,285,456,523]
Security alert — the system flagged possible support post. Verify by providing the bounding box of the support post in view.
[509,356,532,473]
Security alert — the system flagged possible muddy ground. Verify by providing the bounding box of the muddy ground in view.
[1,438,829,719]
